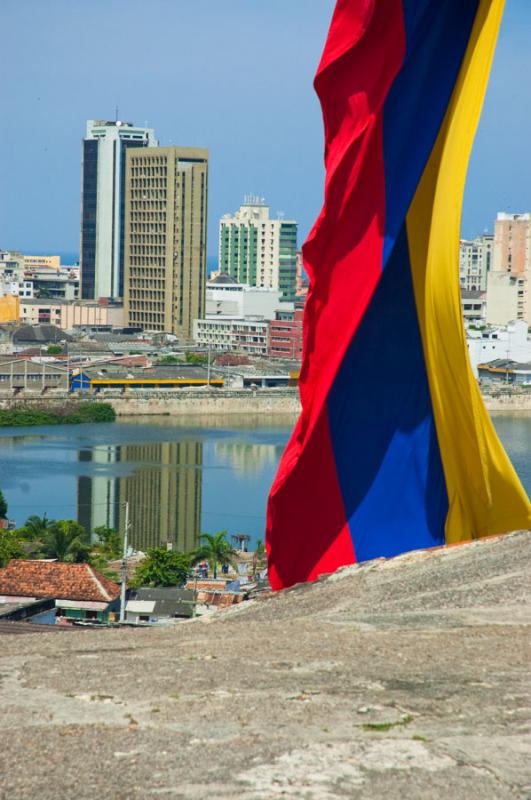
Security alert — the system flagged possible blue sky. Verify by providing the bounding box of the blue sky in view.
[1,0,529,257]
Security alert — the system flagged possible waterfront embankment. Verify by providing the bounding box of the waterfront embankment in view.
[0,389,301,418]
[0,388,530,418]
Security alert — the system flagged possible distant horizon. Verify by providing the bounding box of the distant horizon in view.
[4,250,221,272]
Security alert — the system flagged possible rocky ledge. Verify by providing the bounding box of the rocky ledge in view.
[1,530,530,799]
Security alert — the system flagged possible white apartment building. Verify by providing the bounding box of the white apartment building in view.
[1,278,33,299]
[467,320,531,377]
[459,234,493,292]
[193,317,269,356]
[80,119,158,301]
[206,274,287,320]
[0,251,79,301]
[219,197,298,302]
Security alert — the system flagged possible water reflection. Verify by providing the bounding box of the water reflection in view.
[0,414,527,555]
[77,441,203,553]
[215,441,284,476]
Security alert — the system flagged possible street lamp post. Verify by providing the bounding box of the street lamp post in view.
[119,501,130,623]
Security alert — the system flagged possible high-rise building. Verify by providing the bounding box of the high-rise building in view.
[80,119,158,301]
[491,212,531,323]
[124,146,208,338]
[219,197,298,302]
[459,234,493,292]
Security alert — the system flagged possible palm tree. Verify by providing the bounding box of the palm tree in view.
[191,531,238,579]
[252,539,266,578]
[0,489,8,520]
[41,520,90,563]
[22,514,53,541]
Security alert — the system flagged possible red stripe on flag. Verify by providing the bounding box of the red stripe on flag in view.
[266,0,407,588]
[266,407,355,591]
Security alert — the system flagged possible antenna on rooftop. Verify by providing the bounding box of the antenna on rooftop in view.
[115,105,119,122]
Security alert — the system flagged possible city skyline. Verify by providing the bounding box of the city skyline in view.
[1,1,530,258]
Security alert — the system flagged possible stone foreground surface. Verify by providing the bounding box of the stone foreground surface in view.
[1,532,530,800]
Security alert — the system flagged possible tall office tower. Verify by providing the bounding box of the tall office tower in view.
[459,234,493,292]
[492,212,531,323]
[80,119,158,300]
[219,196,298,302]
[124,146,208,338]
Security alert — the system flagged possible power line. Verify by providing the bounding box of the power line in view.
[6,499,266,521]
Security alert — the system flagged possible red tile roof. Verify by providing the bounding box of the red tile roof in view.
[0,560,120,603]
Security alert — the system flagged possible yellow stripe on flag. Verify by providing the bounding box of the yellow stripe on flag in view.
[406,0,531,542]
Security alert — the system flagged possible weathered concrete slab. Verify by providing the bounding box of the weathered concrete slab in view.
[0,531,530,799]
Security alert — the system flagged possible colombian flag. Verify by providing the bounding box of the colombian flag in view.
[266,0,531,590]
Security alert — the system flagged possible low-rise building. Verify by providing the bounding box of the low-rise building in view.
[193,317,269,356]
[467,319,531,377]
[0,358,69,392]
[126,587,197,624]
[460,289,486,324]
[0,560,120,623]
[71,362,223,391]
[206,274,285,320]
[23,255,61,270]
[477,359,531,386]
[25,267,79,300]
[268,308,304,360]
[1,252,79,301]
[20,298,124,330]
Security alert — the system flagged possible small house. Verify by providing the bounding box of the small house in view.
[125,587,197,624]
[0,560,120,623]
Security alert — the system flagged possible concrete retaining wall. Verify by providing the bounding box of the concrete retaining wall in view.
[0,389,302,417]
[0,389,530,417]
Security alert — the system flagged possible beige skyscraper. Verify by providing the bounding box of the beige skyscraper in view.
[124,146,208,338]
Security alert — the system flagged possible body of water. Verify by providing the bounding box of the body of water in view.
[0,414,529,553]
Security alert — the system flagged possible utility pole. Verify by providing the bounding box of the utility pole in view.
[207,344,211,386]
[119,500,130,623]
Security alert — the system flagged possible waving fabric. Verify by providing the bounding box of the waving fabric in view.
[266,0,531,590]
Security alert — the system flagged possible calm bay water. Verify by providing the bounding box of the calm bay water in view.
[0,413,529,552]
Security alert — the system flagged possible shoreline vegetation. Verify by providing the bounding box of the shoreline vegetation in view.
[0,401,116,427]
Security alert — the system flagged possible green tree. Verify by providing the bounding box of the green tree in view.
[88,527,122,578]
[158,355,180,365]
[252,539,266,578]
[21,514,53,540]
[47,345,62,355]
[0,529,26,568]
[93,526,122,560]
[132,548,190,588]
[41,520,90,563]
[0,490,7,519]
[185,352,207,365]
[191,531,238,579]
